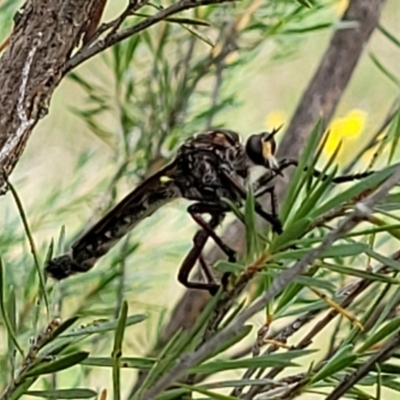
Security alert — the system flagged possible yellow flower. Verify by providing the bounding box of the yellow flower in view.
[265,110,287,131]
[324,109,367,164]
[264,109,368,166]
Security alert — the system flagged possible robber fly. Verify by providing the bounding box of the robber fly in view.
[46,129,283,293]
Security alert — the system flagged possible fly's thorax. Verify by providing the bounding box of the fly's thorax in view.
[182,129,249,179]
[176,133,249,204]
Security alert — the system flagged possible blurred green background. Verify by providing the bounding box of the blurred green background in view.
[1,0,400,398]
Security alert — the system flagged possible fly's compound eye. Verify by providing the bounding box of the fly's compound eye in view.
[245,127,281,170]
[245,134,265,165]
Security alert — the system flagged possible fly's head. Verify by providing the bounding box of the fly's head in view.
[245,126,281,172]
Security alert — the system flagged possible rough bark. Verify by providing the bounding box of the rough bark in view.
[0,0,106,192]
[153,0,388,355]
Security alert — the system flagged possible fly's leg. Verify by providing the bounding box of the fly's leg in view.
[177,213,221,295]
[187,203,236,262]
[199,255,215,283]
[254,185,278,219]
[255,158,373,189]
[220,170,282,234]
[178,203,237,294]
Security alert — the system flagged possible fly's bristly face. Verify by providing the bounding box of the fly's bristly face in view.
[245,126,281,172]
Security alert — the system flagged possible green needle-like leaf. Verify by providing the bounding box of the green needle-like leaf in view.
[24,352,89,377]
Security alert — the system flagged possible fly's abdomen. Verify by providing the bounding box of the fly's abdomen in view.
[46,166,181,280]
[72,191,175,267]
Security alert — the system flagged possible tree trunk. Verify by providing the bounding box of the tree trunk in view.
[0,0,106,192]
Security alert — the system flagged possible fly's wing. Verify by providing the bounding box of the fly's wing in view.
[72,162,182,262]
[46,162,182,279]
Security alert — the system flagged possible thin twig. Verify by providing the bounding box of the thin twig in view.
[205,20,233,128]
[232,312,315,397]
[0,319,61,400]
[260,306,400,400]
[205,60,224,129]
[243,254,399,398]
[308,205,349,231]
[83,0,149,47]
[64,0,237,72]
[200,255,268,346]
[114,237,130,319]
[108,1,149,38]
[6,178,49,315]
[325,332,400,400]
[0,259,24,357]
